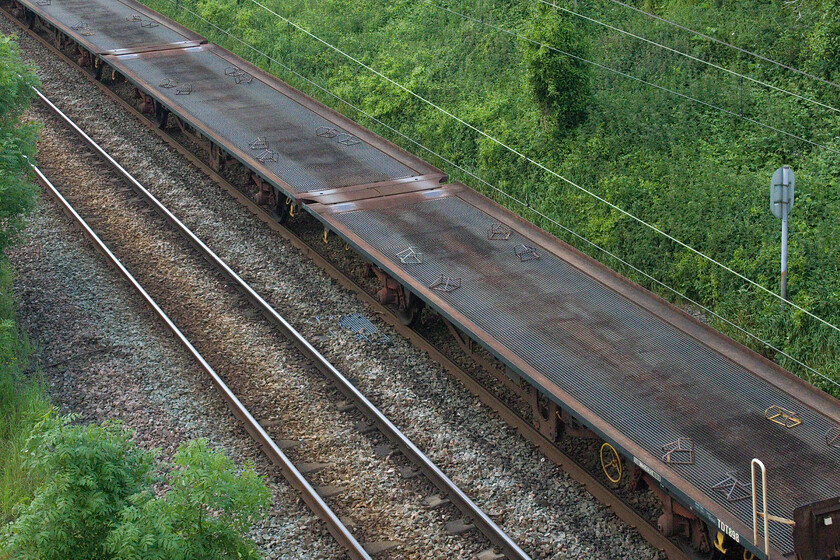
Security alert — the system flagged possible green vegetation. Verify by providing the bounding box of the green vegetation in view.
[0,262,48,525]
[2,418,271,560]
[107,439,271,560]
[4,416,157,560]
[523,4,590,130]
[141,0,840,393]
[0,35,40,254]
[0,33,47,526]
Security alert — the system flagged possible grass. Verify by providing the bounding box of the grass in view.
[0,260,49,525]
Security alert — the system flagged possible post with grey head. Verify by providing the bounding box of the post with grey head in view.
[770,165,794,301]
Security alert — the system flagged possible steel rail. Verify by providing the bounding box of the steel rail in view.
[31,86,531,560]
[28,161,372,560]
[0,8,683,557]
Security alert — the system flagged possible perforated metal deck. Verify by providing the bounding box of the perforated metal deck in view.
[17,0,205,55]
[104,45,442,200]
[312,185,840,557]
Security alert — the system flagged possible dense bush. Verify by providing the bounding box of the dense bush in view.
[808,0,840,104]
[4,416,157,560]
[0,34,39,255]
[2,417,271,560]
[107,439,271,560]
[522,5,590,130]
[0,262,48,526]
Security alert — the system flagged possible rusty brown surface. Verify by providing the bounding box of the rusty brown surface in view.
[794,498,840,560]
[17,0,205,55]
[303,174,445,205]
[309,183,466,215]
[314,194,762,551]
[311,183,840,559]
[103,45,442,203]
[461,189,840,426]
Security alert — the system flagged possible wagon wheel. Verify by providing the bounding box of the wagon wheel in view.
[273,195,291,225]
[599,443,623,484]
[396,291,424,327]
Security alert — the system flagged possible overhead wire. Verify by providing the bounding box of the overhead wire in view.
[418,0,840,155]
[216,0,840,337]
[602,0,840,91]
[156,0,840,389]
[536,0,840,116]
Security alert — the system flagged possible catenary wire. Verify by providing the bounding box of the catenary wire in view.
[154,0,840,390]
[602,0,840,90]
[536,0,840,115]
[419,0,840,155]
[208,0,840,337]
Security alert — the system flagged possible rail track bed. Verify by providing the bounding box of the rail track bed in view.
[11,162,349,560]
[26,85,532,560]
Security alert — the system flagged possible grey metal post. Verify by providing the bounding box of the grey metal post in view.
[771,166,794,301]
[781,210,788,300]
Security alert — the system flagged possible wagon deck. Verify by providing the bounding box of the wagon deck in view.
[103,44,443,201]
[18,0,204,55]
[310,184,840,557]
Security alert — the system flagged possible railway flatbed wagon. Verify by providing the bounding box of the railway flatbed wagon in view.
[99,43,444,209]
[308,181,840,560]
[7,0,840,557]
[8,0,204,60]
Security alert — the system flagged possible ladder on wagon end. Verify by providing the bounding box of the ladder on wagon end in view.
[751,458,796,558]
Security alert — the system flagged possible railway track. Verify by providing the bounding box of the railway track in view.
[1,5,691,557]
[29,84,532,560]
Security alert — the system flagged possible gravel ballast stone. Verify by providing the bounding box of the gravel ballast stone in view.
[8,193,341,559]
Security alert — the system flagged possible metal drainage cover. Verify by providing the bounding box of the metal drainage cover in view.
[338,313,380,338]
[315,313,390,344]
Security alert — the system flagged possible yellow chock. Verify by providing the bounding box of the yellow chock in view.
[714,531,727,554]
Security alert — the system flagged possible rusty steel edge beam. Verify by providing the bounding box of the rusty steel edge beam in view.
[30,87,532,560]
[28,160,372,560]
[3,10,681,557]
